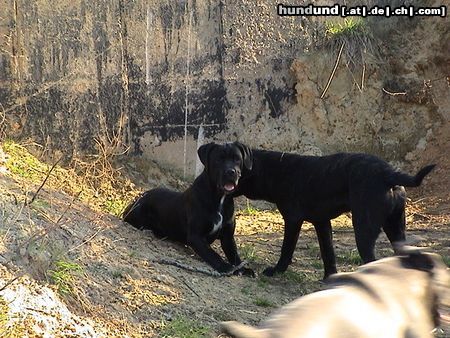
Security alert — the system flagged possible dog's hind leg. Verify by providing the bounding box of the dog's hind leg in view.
[313,220,337,279]
[263,211,303,276]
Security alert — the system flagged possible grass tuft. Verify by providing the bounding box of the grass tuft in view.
[337,249,363,265]
[325,17,366,37]
[239,244,259,263]
[48,259,83,295]
[282,269,307,283]
[159,317,209,338]
[321,17,378,69]
[254,297,275,308]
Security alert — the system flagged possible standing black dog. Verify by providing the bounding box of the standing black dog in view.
[228,144,435,279]
[122,142,254,275]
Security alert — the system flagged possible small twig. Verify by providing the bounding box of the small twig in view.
[26,156,63,206]
[25,190,81,246]
[347,66,362,92]
[382,88,407,96]
[24,307,51,316]
[361,62,365,91]
[178,277,201,298]
[152,258,247,277]
[68,226,104,253]
[321,41,345,99]
[0,275,22,292]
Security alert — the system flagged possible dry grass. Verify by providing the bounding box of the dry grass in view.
[3,140,139,217]
[0,140,448,337]
[321,17,378,69]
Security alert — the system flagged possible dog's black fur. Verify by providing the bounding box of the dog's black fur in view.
[231,145,435,278]
[122,142,254,275]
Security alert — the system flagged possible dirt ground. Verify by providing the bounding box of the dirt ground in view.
[0,123,449,337]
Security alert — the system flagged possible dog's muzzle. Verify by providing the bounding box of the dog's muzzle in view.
[222,168,240,193]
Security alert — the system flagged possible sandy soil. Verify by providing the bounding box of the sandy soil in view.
[0,123,448,337]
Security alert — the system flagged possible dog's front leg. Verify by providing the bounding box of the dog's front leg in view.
[263,215,303,276]
[187,234,232,273]
[220,221,255,277]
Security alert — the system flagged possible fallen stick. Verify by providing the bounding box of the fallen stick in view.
[26,156,63,206]
[152,258,247,277]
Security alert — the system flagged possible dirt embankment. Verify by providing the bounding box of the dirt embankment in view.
[0,129,449,338]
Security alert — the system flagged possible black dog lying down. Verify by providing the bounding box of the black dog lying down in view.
[221,248,450,338]
[231,145,435,278]
[122,142,254,275]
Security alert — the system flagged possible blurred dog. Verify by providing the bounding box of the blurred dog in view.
[122,142,254,275]
[221,248,449,338]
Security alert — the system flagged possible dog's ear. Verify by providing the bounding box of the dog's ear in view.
[234,142,253,170]
[394,243,435,272]
[198,142,217,168]
[400,251,435,273]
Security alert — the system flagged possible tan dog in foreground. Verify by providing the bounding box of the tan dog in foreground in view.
[221,248,449,338]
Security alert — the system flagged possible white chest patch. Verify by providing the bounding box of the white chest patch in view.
[210,195,225,235]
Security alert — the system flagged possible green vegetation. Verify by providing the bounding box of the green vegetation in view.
[337,249,363,265]
[103,198,129,217]
[3,140,137,217]
[241,199,261,215]
[311,260,323,270]
[159,317,209,338]
[282,269,306,283]
[257,275,270,289]
[254,297,275,308]
[442,255,450,267]
[48,259,83,295]
[111,270,124,279]
[239,244,259,263]
[321,17,377,70]
[3,141,46,181]
[325,17,367,38]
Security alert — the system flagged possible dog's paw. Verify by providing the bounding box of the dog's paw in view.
[262,266,279,277]
[217,263,234,273]
[233,267,256,278]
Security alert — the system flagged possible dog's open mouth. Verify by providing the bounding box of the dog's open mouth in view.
[223,183,236,193]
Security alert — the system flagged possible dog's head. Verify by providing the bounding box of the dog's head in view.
[396,246,450,328]
[330,246,449,330]
[198,142,252,194]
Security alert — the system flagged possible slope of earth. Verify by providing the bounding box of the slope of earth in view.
[0,141,449,337]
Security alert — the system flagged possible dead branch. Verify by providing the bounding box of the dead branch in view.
[68,226,104,253]
[26,156,63,206]
[321,41,345,99]
[361,63,365,91]
[0,274,22,292]
[25,190,82,246]
[151,258,248,277]
[178,277,201,298]
[382,88,406,96]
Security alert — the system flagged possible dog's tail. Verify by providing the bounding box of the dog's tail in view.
[220,321,267,338]
[387,164,436,187]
